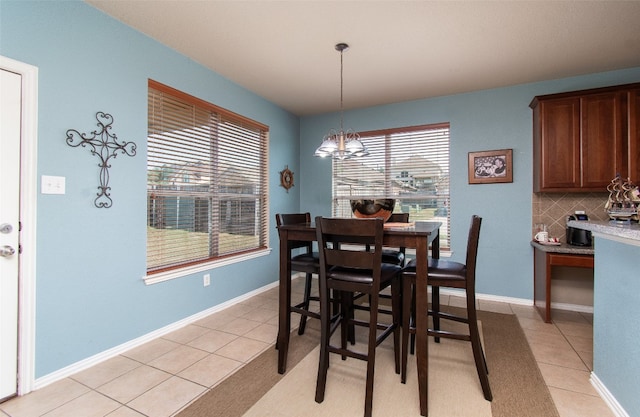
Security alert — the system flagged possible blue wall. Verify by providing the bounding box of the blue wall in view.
[2,0,640,382]
[593,238,640,416]
[300,71,640,300]
[1,1,300,378]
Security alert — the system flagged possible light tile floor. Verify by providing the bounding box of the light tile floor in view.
[1,277,615,417]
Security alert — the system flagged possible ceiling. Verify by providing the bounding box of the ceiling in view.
[86,1,640,116]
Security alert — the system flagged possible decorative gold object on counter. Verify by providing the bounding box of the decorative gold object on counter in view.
[605,175,640,221]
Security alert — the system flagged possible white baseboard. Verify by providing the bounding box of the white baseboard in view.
[33,281,279,391]
[442,288,594,314]
[591,372,630,417]
[473,291,533,306]
[550,301,593,314]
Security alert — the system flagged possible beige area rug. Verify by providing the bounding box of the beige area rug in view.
[243,334,491,417]
[178,309,559,417]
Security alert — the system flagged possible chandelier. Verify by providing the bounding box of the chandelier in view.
[314,43,368,160]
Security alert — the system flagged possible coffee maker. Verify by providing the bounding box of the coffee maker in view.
[565,212,592,246]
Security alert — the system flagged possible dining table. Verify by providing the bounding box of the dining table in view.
[276,219,441,416]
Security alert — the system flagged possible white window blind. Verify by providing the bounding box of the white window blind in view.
[147,80,269,274]
[332,123,450,248]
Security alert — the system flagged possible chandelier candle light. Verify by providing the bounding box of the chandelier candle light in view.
[314,43,369,160]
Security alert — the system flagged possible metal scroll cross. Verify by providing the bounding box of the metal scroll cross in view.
[66,112,136,208]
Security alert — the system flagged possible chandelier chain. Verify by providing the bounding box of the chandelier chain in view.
[340,47,344,131]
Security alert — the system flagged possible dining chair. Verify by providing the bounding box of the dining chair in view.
[314,216,402,417]
[400,215,492,401]
[275,213,320,336]
[355,212,409,311]
[381,212,410,266]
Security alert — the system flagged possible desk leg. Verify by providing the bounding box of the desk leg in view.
[415,237,429,416]
[533,249,552,323]
[277,233,292,374]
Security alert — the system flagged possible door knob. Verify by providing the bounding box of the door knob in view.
[0,245,16,257]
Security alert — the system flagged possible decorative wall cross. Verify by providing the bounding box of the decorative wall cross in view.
[66,112,137,208]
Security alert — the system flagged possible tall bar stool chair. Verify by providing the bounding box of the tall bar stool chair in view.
[400,215,492,401]
[314,216,402,417]
[276,213,320,336]
[355,212,409,311]
[381,212,410,266]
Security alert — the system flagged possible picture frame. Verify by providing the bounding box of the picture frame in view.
[468,149,513,184]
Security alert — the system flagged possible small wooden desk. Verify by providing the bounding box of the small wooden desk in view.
[532,242,594,323]
[277,221,441,416]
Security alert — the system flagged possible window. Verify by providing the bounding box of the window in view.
[147,80,269,277]
[332,123,450,249]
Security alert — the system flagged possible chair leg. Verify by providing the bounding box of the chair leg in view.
[364,292,379,417]
[409,282,416,355]
[466,291,493,401]
[432,286,441,343]
[401,276,414,383]
[315,279,331,404]
[298,273,313,335]
[348,294,356,345]
[391,277,401,374]
[340,291,351,360]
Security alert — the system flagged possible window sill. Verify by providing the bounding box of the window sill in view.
[143,248,272,285]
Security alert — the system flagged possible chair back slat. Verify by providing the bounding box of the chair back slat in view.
[276,212,313,251]
[388,213,409,223]
[315,217,384,278]
[325,247,376,270]
[464,215,482,286]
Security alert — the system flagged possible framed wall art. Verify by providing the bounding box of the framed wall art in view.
[468,149,513,184]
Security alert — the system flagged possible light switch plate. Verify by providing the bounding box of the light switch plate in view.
[41,175,66,195]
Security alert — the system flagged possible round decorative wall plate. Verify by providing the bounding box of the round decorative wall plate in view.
[279,165,294,192]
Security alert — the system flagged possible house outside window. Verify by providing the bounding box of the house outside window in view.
[332,123,450,249]
[146,80,269,277]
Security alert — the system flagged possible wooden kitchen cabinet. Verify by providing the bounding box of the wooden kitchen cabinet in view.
[531,83,640,192]
[629,88,640,184]
[580,92,624,189]
[532,97,581,190]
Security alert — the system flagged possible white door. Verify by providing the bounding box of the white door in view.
[0,68,21,400]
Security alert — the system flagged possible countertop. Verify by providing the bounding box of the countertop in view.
[530,240,594,255]
[567,220,640,243]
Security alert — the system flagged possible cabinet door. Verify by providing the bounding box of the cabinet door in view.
[539,98,581,189]
[629,89,640,184]
[581,92,624,189]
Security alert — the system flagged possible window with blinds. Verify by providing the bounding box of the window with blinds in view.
[147,80,269,275]
[332,123,450,249]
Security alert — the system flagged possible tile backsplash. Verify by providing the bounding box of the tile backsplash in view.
[532,192,609,242]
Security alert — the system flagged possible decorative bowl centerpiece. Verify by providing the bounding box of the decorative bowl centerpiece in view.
[350,199,395,222]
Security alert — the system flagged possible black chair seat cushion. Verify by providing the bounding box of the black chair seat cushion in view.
[291,252,319,263]
[404,258,466,283]
[382,249,405,265]
[328,263,401,286]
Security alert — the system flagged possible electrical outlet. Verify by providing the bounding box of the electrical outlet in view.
[203,274,211,287]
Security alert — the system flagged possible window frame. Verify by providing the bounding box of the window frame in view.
[331,123,451,250]
[145,80,270,284]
